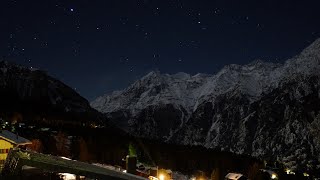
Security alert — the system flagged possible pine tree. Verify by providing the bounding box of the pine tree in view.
[211,168,220,180]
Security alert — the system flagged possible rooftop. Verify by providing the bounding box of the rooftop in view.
[0,130,31,145]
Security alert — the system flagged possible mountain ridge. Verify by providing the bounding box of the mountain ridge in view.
[0,60,108,125]
[92,38,320,113]
[91,38,320,170]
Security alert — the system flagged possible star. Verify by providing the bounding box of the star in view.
[2,0,319,103]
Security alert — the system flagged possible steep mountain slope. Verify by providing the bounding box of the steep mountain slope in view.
[174,75,320,170]
[91,38,320,170]
[0,61,105,124]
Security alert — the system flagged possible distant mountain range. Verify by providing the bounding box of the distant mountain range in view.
[0,61,105,125]
[91,38,320,171]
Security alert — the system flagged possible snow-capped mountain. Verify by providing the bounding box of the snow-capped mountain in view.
[0,60,104,123]
[91,38,320,170]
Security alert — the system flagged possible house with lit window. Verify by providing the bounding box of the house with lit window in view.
[0,130,31,169]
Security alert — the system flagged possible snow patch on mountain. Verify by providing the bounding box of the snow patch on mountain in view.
[91,38,320,170]
[92,38,320,117]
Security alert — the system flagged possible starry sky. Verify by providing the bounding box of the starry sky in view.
[1,0,320,100]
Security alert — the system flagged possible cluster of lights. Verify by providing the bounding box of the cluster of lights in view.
[147,168,311,180]
[148,176,158,180]
[303,172,310,177]
[285,168,310,177]
[148,173,168,180]
[285,169,295,175]
[271,173,277,179]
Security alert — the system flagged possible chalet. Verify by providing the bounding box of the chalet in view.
[0,130,31,169]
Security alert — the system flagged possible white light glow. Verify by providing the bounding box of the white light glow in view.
[60,156,72,160]
[159,174,165,180]
[59,173,76,180]
[285,169,291,174]
[303,172,309,177]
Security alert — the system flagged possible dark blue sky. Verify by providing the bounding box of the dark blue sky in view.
[1,0,320,100]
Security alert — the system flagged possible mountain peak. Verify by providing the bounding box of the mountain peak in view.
[91,39,320,171]
[282,38,320,76]
[147,70,161,76]
[308,38,320,48]
[300,38,320,56]
[246,59,272,67]
[92,38,320,114]
[141,70,161,80]
[171,72,191,79]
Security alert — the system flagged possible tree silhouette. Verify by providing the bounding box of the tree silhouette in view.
[79,137,90,162]
[247,162,262,180]
[28,139,43,152]
[211,168,220,180]
[55,132,70,157]
[311,114,320,149]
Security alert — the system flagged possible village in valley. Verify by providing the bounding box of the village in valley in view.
[1,0,320,180]
[0,118,315,180]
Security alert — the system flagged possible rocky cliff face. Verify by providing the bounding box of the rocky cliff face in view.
[91,39,320,170]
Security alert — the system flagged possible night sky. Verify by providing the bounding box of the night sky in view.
[1,0,320,100]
